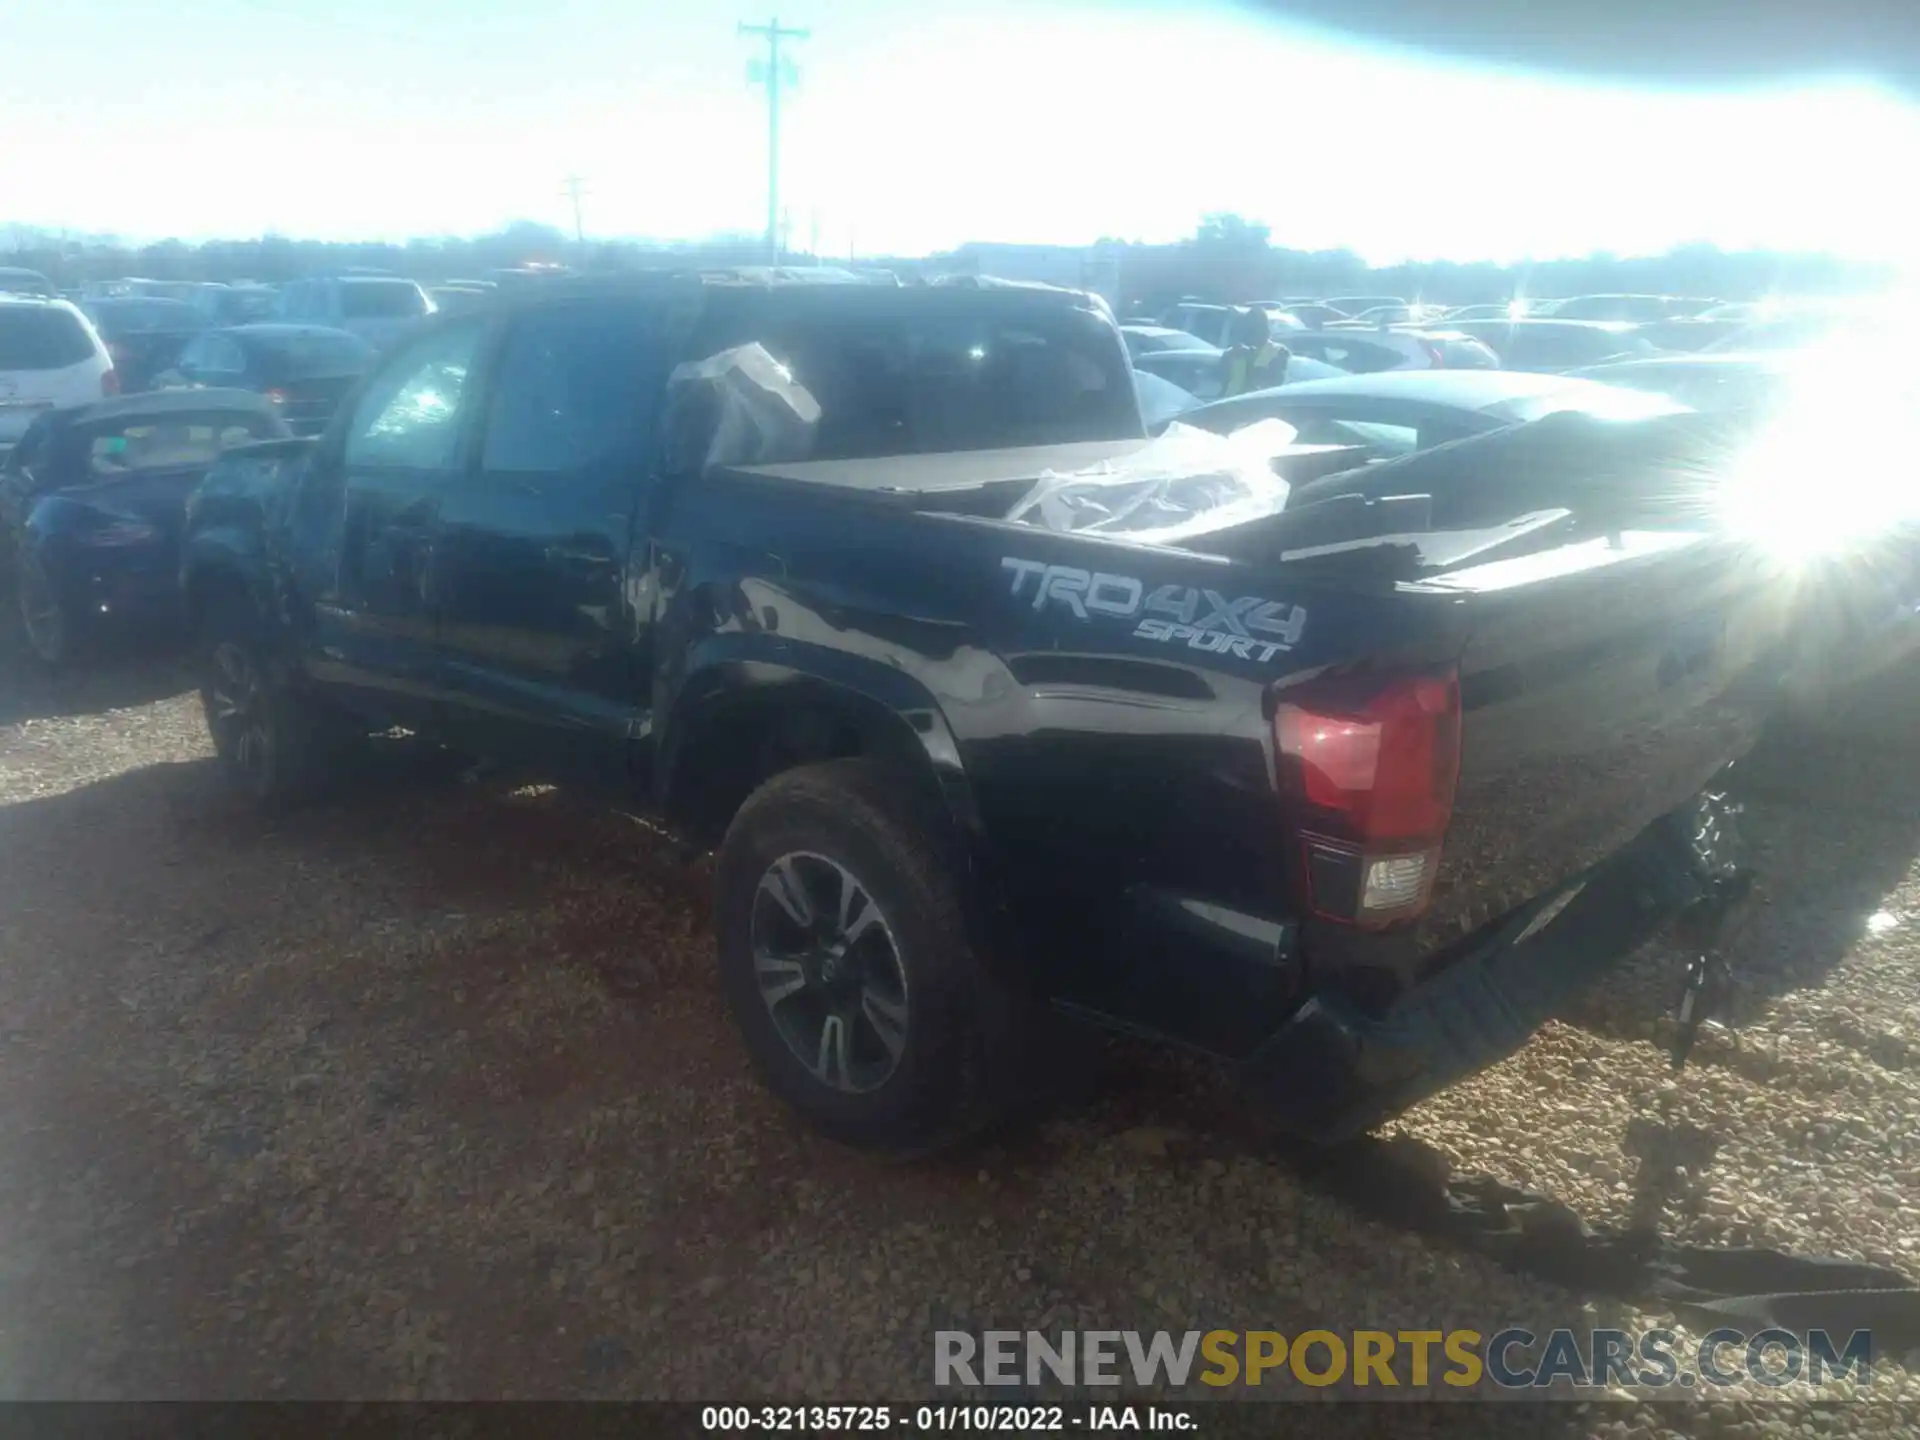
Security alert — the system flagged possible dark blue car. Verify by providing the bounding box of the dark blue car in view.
[155,324,374,436]
[0,389,289,665]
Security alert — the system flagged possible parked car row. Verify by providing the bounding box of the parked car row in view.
[1136,290,1878,377]
[0,388,288,664]
[0,275,450,458]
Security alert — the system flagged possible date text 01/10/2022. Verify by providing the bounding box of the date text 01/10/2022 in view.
[699,1404,1195,1431]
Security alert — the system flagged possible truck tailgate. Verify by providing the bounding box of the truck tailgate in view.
[1416,527,1788,945]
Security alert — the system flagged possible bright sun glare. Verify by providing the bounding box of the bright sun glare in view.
[1716,288,1920,564]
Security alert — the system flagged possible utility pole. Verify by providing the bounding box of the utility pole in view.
[561,174,589,248]
[739,17,808,263]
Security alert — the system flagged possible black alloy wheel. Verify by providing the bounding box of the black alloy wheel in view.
[203,637,276,793]
[750,850,912,1094]
[714,758,1042,1152]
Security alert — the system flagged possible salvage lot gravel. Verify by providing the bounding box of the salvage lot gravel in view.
[1,642,1917,1435]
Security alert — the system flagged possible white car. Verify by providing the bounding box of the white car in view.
[0,296,117,452]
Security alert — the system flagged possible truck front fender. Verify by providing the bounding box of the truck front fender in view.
[179,530,271,634]
[178,438,315,642]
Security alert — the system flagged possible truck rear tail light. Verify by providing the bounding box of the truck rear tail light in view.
[1274,668,1461,928]
[1423,340,1447,367]
[101,366,121,397]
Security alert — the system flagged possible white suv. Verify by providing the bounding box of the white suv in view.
[0,297,117,452]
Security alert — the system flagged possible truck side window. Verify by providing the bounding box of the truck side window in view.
[343,318,485,470]
[478,302,660,473]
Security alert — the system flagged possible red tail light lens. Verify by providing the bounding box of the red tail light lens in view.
[264,387,290,406]
[101,367,121,397]
[1423,341,1447,367]
[1274,669,1461,927]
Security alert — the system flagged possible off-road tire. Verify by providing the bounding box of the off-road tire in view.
[715,758,1036,1154]
[197,602,351,808]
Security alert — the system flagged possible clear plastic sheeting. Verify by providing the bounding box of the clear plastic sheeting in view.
[661,342,824,471]
[1004,418,1298,545]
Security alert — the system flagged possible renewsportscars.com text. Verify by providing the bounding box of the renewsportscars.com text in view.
[934,1327,1874,1391]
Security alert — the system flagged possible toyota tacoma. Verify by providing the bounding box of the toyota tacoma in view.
[180,272,1797,1151]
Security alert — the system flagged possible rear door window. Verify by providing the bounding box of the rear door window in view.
[0,307,96,370]
[479,299,669,473]
[685,299,1138,463]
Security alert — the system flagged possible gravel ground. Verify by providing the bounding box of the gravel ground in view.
[1,639,1916,1435]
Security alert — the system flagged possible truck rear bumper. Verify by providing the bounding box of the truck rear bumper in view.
[1239,790,1746,1143]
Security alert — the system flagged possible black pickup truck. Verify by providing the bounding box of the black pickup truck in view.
[180,273,1787,1151]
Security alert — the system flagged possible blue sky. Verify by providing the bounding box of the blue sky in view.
[5,0,1917,263]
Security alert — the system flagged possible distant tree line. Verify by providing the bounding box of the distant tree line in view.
[0,221,776,287]
[1102,213,1896,311]
[1,213,1895,306]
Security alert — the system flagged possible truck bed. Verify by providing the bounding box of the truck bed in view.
[722,439,1156,495]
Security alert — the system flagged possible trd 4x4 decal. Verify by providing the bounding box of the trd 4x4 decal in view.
[1000,557,1306,663]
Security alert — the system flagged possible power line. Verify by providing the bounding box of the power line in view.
[561,174,589,247]
[738,17,809,263]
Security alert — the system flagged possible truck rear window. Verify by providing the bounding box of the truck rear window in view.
[713,309,1139,460]
[0,307,95,370]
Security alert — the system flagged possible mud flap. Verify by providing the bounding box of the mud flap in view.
[1241,792,1747,1143]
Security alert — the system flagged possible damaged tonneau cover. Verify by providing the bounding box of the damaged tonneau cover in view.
[722,438,1158,495]
[724,421,1318,547]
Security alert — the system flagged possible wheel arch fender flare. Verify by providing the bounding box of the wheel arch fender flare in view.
[179,535,271,629]
[655,636,986,859]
